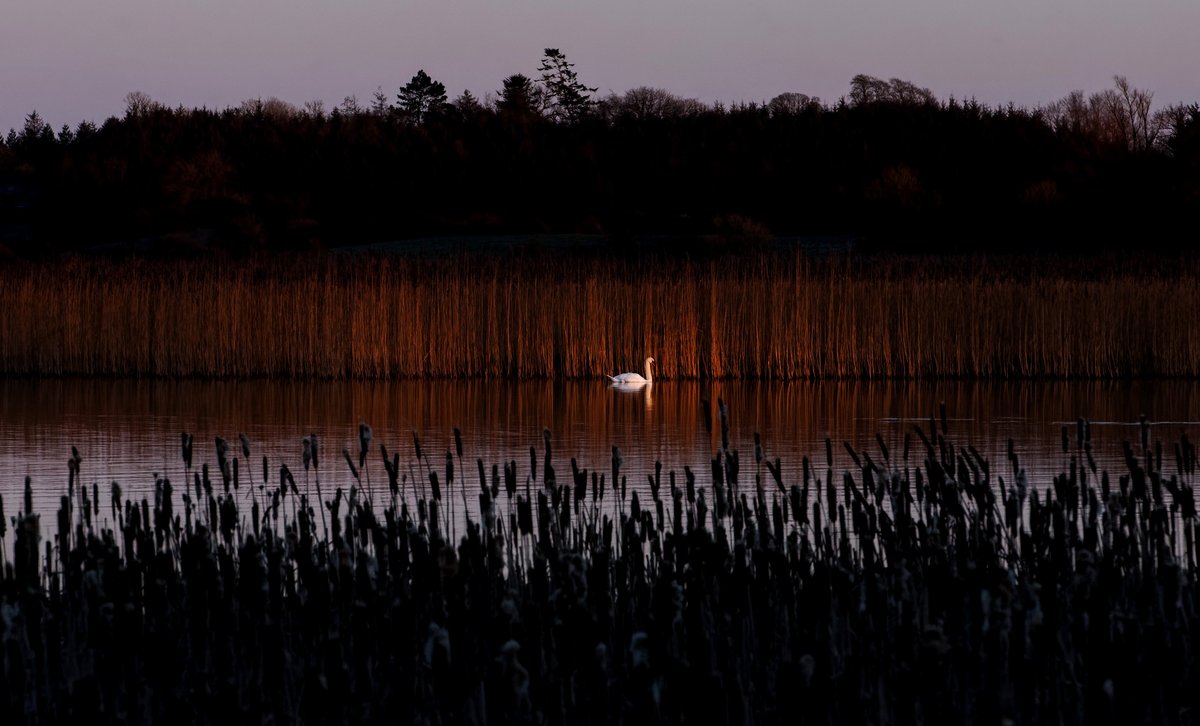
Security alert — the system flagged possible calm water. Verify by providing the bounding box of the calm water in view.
[2,378,1198,532]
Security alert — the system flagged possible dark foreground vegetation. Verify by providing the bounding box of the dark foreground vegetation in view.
[2,64,1198,256]
[2,253,1199,379]
[1,411,1198,724]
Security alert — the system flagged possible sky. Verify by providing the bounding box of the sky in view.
[3,0,1198,133]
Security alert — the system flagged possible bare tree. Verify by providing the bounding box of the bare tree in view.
[370,86,389,116]
[887,79,937,105]
[303,100,326,119]
[239,97,298,120]
[849,74,891,105]
[608,87,700,120]
[768,92,821,116]
[124,91,162,119]
[1152,103,1195,153]
[1042,77,1160,151]
[849,75,935,106]
[1113,75,1156,150]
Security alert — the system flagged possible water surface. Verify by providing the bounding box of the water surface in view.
[2,378,1196,531]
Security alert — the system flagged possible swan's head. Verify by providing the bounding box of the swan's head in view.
[646,357,655,366]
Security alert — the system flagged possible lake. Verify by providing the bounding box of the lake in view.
[3,377,1197,534]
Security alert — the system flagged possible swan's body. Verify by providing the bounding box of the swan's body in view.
[609,357,654,385]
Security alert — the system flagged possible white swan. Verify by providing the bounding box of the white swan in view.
[608,357,654,385]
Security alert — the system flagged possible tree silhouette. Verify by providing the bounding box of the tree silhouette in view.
[849,75,936,106]
[538,49,595,122]
[0,71,1196,256]
[768,92,821,117]
[498,74,540,118]
[371,86,389,116]
[398,70,448,124]
[452,90,483,117]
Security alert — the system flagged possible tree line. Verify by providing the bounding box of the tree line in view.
[1,48,1198,256]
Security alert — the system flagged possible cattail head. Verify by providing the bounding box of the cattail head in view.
[453,427,463,459]
[343,448,360,481]
[302,436,312,471]
[239,432,251,459]
[180,433,193,470]
[358,423,373,467]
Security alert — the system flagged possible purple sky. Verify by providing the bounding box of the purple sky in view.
[3,0,1198,133]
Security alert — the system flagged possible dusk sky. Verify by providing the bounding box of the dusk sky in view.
[3,0,1198,133]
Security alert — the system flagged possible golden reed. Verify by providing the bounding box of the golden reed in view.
[0,254,1197,379]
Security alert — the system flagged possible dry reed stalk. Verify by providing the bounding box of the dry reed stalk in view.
[1,254,1198,379]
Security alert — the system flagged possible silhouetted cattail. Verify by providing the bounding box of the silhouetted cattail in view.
[180,432,193,470]
[359,423,372,468]
[343,448,360,481]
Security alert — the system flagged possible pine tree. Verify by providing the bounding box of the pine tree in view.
[538,49,596,122]
[398,70,448,124]
[498,74,541,118]
[452,90,483,117]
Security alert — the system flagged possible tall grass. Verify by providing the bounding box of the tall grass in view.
[1,253,1198,378]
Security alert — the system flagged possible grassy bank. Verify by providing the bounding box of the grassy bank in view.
[0,253,1198,379]
[1,415,1197,723]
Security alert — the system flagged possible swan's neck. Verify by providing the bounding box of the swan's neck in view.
[644,360,653,383]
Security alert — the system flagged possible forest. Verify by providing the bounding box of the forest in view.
[1,54,1198,257]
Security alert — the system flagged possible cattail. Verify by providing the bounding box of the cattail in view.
[343,448,360,481]
[180,433,193,470]
[239,432,251,460]
[359,423,373,468]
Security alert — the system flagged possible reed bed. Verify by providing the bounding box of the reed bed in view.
[1,254,1199,379]
[1,413,1198,724]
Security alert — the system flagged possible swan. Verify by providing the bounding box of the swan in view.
[609,357,654,385]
